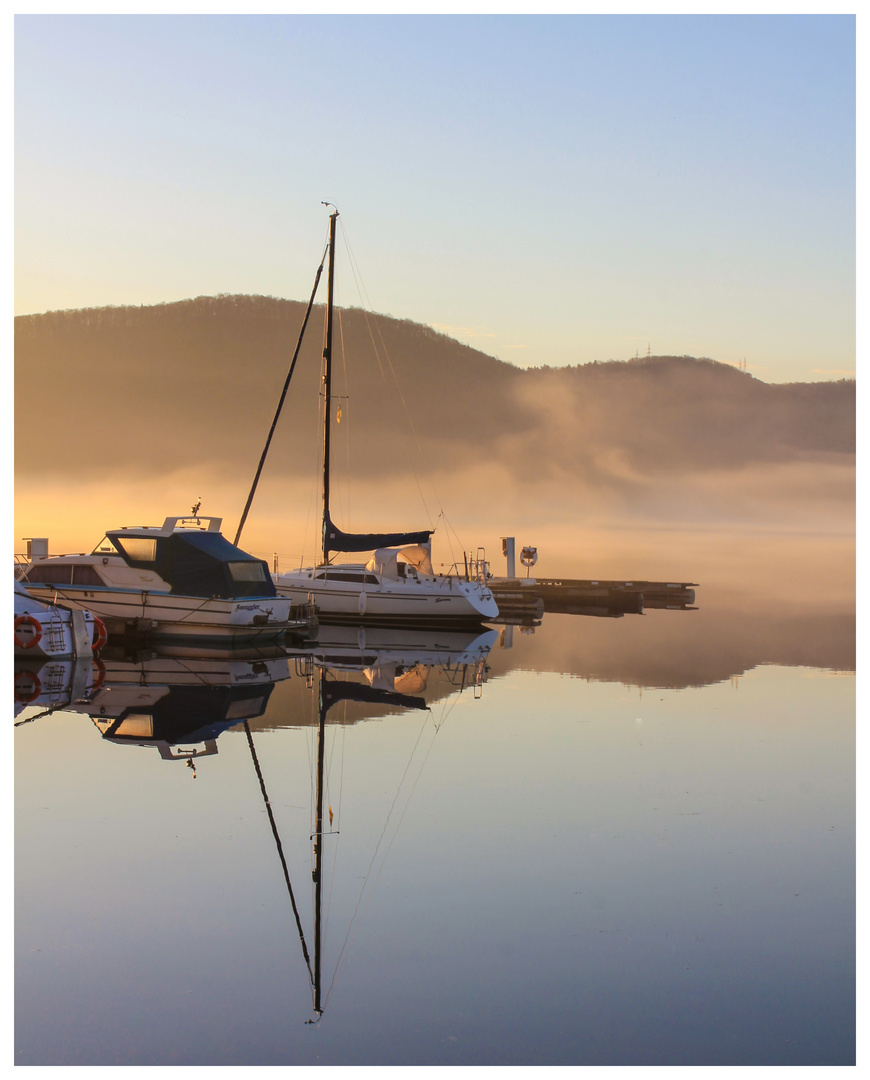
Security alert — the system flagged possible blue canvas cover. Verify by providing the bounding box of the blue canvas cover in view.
[101,683,275,743]
[111,530,277,599]
[322,513,433,556]
[321,678,426,715]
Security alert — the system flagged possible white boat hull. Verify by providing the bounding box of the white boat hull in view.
[14,656,102,713]
[274,571,498,627]
[303,623,500,668]
[14,584,103,660]
[20,583,301,645]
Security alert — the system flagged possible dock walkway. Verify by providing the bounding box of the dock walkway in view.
[489,577,697,618]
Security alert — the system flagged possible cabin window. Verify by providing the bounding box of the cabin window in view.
[116,537,157,562]
[24,565,73,585]
[228,561,267,583]
[72,565,105,586]
[314,570,380,584]
[226,697,266,720]
[114,714,154,737]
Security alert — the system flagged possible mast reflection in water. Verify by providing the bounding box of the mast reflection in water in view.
[15,600,854,1066]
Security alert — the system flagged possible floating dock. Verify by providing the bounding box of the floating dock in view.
[489,578,697,618]
[488,539,697,619]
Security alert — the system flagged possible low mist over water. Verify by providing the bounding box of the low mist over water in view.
[14,299,855,568]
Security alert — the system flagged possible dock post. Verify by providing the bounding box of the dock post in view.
[502,537,516,579]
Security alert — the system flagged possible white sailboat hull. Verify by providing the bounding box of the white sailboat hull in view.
[303,623,500,667]
[274,570,498,626]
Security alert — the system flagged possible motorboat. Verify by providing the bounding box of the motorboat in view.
[270,207,498,627]
[18,515,314,646]
[14,578,106,659]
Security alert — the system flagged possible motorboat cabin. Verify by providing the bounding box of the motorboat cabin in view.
[20,516,312,645]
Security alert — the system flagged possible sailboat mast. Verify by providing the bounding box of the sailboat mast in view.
[321,208,339,566]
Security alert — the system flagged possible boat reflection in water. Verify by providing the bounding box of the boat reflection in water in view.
[58,646,292,774]
[14,656,103,720]
[278,623,501,1022]
[14,622,495,1021]
[296,623,499,698]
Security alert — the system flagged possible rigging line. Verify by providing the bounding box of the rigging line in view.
[336,302,352,532]
[243,720,315,986]
[348,706,444,941]
[339,224,443,529]
[304,700,316,834]
[322,702,350,957]
[365,308,437,531]
[337,220,437,532]
[330,295,349,533]
[433,683,463,730]
[168,657,214,686]
[336,716,347,826]
[233,243,329,548]
[293,295,329,571]
[323,706,432,1008]
[324,709,339,820]
[299,386,323,570]
[339,230,388,384]
[434,510,467,570]
[171,595,219,624]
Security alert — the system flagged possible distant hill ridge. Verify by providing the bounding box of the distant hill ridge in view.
[15,295,855,485]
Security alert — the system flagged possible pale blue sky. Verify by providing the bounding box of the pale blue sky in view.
[14,13,856,382]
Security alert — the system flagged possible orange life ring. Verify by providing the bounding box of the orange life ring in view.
[14,669,42,703]
[91,616,108,653]
[14,614,43,650]
[91,657,106,693]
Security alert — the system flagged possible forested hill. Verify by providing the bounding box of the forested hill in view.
[15,295,855,487]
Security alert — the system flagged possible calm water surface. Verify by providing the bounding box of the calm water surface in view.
[15,589,855,1066]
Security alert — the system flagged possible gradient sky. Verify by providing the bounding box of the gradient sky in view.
[14,13,856,382]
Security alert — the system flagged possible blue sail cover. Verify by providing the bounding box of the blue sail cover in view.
[321,678,426,715]
[322,513,433,555]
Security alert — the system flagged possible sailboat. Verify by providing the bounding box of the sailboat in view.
[273,208,499,627]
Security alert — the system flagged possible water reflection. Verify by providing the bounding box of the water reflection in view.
[17,649,290,773]
[14,656,101,719]
[244,627,501,1024]
[14,597,854,1065]
[300,623,498,695]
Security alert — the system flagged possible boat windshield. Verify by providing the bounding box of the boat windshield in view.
[114,537,158,562]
